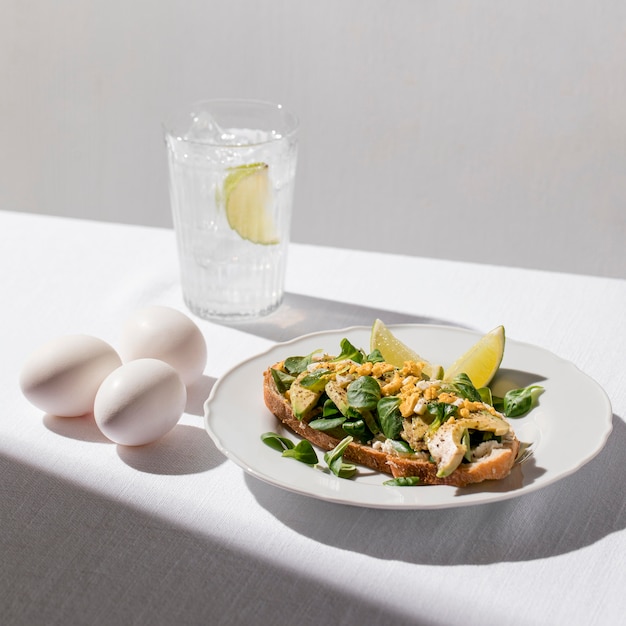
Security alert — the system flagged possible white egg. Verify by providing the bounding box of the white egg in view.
[118,306,207,386]
[19,334,122,417]
[93,358,186,446]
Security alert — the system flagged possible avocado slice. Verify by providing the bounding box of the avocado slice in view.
[427,412,510,477]
[427,422,466,478]
[463,412,509,437]
[324,380,350,416]
[290,372,322,420]
[401,416,431,451]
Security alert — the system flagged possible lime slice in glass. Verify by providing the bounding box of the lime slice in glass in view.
[443,325,505,388]
[370,319,443,379]
[224,162,278,244]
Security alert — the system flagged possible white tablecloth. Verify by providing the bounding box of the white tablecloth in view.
[2,210,625,626]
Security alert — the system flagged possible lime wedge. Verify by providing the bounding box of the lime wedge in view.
[224,162,278,244]
[443,325,505,388]
[370,319,443,379]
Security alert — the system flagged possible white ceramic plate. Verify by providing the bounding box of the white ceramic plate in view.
[204,325,613,509]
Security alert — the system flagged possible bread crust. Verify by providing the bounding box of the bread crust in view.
[263,366,520,487]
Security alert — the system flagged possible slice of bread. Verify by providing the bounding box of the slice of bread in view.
[263,366,520,487]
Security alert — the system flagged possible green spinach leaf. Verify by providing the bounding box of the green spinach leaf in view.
[331,338,364,364]
[443,373,481,401]
[324,436,357,478]
[284,351,319,375]
[270,368,295,393]
[260,432,295,452]
[377,396,403,439]
[282,439,319,465]
[366,349,385,363]
[309,416,346,431]
[383,476,420,486]
[342,418,367,437]
[426,401,458,433]
[502,385,544,417]
[386,439,414,456]
[299,368,332,392]
[347,376,381,411]
[322,398,339,417]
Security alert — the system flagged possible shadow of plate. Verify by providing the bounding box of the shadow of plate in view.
[245,414,625,566]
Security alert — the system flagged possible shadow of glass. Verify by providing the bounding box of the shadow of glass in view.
[212,292,463,342]
[246,414,626,566]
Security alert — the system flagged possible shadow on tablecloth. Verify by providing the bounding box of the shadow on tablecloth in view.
[43,406,222,476]
[0,452,421,626]
[245,413,626,565]
[212,292,465,343]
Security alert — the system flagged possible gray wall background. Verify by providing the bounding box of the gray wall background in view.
[2,1,625,279]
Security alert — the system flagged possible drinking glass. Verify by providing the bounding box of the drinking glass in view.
[164,99,299,320]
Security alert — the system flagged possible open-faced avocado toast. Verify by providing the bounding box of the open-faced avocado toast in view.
[262,332,526,487]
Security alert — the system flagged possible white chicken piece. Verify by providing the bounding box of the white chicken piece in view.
[427,413,510,477]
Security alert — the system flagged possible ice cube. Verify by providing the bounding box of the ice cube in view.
[184,110,225,143]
